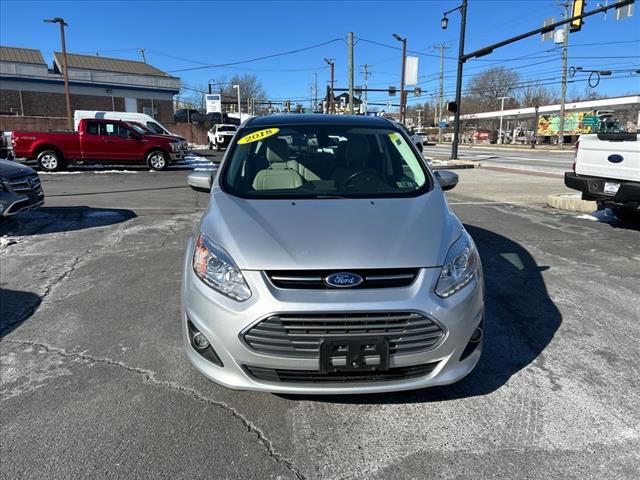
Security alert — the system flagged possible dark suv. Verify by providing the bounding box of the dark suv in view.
[0,160,45,217]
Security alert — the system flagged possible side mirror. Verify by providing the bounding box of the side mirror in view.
[130,130,141,140]
[188,171,213,192]
[434,170,459,191]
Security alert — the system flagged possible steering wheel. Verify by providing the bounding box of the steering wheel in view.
[343,170,386,186]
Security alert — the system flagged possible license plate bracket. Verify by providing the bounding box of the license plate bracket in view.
[320,337,389,373]
[604,181,620,195]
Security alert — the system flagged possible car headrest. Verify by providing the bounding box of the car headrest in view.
[265,138,289,164]
[345,135,371,167]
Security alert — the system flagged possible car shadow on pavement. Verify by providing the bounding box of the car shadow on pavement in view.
[282,225,562,404]
[0,206,136,237]
[0,288,41,338]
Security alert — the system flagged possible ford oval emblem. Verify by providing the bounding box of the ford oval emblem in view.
[324,272,363,288]
[608,154,624,163]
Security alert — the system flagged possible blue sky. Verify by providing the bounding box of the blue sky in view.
[1,0,638,109]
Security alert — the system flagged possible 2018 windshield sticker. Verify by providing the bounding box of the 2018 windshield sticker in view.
[238,128,280,145]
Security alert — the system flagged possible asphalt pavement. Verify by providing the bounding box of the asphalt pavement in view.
[1,162,639,479]
[423,144,575,176]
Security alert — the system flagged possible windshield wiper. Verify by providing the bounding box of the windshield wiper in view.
[311,194,350,199]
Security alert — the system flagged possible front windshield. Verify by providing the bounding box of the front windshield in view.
[126,122,149,135]
[146,121,166,135]
[221,125,429,199]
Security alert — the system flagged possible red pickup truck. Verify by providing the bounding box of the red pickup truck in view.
[12,119,183,171]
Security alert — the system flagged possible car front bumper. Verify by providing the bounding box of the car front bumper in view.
[181,238,485,394]
[0,187,45,217]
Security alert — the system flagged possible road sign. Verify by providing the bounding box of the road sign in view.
[616,0,634,20]
[583,115,599,126]
[541,17,555,42]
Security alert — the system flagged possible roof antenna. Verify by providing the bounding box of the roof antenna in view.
[139,48,146,63]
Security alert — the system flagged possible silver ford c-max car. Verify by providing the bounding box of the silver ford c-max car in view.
[183,114,484,394]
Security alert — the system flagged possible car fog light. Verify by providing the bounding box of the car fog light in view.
[470,327,483,343]
[192,332,210,350]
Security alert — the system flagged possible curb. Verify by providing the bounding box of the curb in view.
[547,193,596,213]
[428,159,476,170]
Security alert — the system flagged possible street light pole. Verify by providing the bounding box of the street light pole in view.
[44,17,72,130]
[233,85,241,121]
[393,34,407,124]
[497,96,511,144]
[324,59,335,114]
[441,0,467,159]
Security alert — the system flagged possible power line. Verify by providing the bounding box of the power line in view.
[166,38,345,73]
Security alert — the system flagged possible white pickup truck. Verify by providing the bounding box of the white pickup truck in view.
[565,128,639,220]
[207,124,237,151]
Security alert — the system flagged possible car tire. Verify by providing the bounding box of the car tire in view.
[215,144,221,152]
[209,142,213,150]
[37,150,65,172]
[147,150,169,171]
[612,206,639,224]
[416,143,423,153]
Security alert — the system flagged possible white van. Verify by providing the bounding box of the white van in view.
[74,111,175,137]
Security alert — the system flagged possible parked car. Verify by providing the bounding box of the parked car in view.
[0,131,12,160]
[565,126,639,221]
[74,110,189,153]
[0,159,44,217]
[174,109,207,124]
[12,118,183,171]
[207,124,237,151]
[182,114,484,394]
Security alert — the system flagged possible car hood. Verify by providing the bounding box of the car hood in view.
[0,160,36,179]
[200,189,461,270]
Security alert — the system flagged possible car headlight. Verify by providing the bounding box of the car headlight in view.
[435,230,480,298]
[193,233,251,301]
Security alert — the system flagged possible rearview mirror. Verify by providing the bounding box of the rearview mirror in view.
[188,171,213,192]
[434,170,459,191]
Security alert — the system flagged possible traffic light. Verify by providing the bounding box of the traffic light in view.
[389,86,397,96]
[570,0,585,32]
[447,101,457,113]
[414,87,422,96]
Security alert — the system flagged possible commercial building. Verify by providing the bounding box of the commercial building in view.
[0,46,180,123]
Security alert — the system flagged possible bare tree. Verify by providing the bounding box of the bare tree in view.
[465,67,521,113]
[221,74,267,112]
[520,83,558,107]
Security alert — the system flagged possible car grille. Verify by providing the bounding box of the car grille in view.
[243,362,439,383]
[242,312,445,358]
[266,268,419,289]
[9,174,40,193]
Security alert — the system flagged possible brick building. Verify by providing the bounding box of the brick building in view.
[0,46,180,123]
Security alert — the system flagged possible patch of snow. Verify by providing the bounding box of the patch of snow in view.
[576,208,616,223]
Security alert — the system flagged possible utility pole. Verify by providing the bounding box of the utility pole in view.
[325,59,335,113]
[44,17,72,130]
[361,64,371,105]
[433,44,449,143]
[450,0,467,159]
[416,109,423,129]
[348,32,354,115]
[139,48,147,63]
[558,2,570,150]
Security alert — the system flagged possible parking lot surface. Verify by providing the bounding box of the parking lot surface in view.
[2,162,639,479]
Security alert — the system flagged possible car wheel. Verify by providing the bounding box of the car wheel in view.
[37,150,65,172]
[215,144,221,152]
[147,150,169,171]
[612,206,639,224]
[209,142,213,150]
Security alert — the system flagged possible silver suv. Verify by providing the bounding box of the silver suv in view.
[183,114,484,394]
